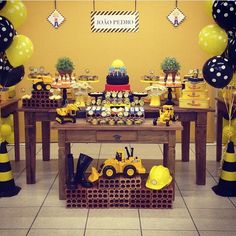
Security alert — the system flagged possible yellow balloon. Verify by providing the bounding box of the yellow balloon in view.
[0,124,12,138]
[2,115,14,127]
[198,24,228,56]
[0,0,27,29]
[6,132,14,144]
[223,125,236,141]
[222,118,229,144]
[6,34,34,67]
[204,0,214,17]
[111,59,125,68]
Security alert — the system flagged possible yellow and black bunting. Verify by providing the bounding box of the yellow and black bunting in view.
[212,141,236,197]
[0,141,21,197]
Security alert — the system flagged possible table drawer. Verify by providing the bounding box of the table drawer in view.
[96,131,137,142]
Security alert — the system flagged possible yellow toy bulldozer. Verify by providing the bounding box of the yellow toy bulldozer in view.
[55,103,79,124]
[153,105,178,126]
[88,147,146,182]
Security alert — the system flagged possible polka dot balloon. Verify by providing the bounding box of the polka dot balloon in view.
[5,34,34,68]
[212,0,236,31]
[0,0,6,11]
[0,16,15,53]
[202,56,234,88]
[228,39,236,66]
[198,24,228,56]
[0,0,27,29]
[0,65,24,87]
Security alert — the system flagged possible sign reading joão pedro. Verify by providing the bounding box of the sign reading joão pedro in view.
[91,11,139,33]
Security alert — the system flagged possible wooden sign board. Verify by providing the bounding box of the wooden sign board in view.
[91,11,139,33]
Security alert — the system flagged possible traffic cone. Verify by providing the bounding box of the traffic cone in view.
[212,141,236,197]
[0,141,21,197]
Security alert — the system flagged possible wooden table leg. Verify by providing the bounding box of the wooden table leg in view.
[163,143,168,167]
[216,106,223,162]
[42,121,50,161]
[13,110,20,161]
[167,131,176,199]
[24,112,36,184]
[181,121,190,162]
[195,112,207,185]
[58,130,66,200]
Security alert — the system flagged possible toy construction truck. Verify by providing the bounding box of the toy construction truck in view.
[153,105,178,126]
[55,103,79,124]
[28,66,54,91]
[88,147,146,182]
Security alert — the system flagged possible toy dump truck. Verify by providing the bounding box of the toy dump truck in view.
[153,105,178,126]
[88,147,146,182]
[55,103,79,124]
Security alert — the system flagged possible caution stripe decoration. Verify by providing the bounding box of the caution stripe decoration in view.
[91,11,139,33]
[221,170,236,182]
[0,171,13,182]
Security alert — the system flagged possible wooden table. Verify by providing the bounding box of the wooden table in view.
[215,98,236,162]
[0,99,20,161]
[51,119,183,200]
[20,105,213,186]
[146,106,214,185]
[19,108,57,184]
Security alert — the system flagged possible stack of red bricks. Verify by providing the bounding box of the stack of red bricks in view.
[66,175,173,209]
[22,90,62,109]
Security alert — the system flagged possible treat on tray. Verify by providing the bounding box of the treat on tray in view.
[105,59,130,91]
[183,69,204,83]
[159,72,182,87]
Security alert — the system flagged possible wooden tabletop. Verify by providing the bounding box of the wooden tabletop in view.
[51,119,183,131]
[0,98,19,109]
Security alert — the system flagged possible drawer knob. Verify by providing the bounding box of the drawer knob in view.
[113,134,121,142]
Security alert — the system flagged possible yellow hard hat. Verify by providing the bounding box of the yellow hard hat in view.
[146,165,172,190]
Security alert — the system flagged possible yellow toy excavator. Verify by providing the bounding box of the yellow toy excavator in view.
[55,103,79,124]
[88,147,146,182]
[153,105,178,126]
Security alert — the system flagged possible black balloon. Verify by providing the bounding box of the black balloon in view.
[0,65,25,87]
[212,1,236,31]
[228,38,236,64]
[0,16,14,52]
[0,1,6,10]
[202,56,234,88]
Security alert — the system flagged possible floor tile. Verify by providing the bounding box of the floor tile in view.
[128,144,162,157]
[71,143,101,158]
[8,143,42,161]
[0,229,28,236]
[199,231,236,236]
[182,190,235,209]
[0,207,39,229]
[43,189,65,207]
[32,207,88,229]
[87,209,140,230]
[190,208,236,231]
[140,208,196,230]
[28,229,84,236]
[142,230,199,236]
[85,229,141,236]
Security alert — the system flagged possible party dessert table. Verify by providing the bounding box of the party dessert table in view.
[20,104,214,187]
[51,119,183,200]
[0,98,20,161]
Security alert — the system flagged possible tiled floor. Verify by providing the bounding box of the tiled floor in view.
[1,143,236,236]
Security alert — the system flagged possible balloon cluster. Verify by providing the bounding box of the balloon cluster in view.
[0,115,14,144]
[199,0,236,89]
[222,118,236,144]
[0,1,33,88]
